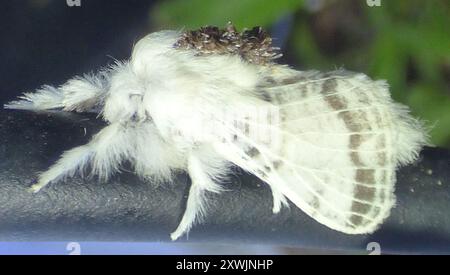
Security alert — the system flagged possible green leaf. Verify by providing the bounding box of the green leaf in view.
[151,0,304,29]
[407,84,450,147]
[368,29,408,102]
[290,17,332,70]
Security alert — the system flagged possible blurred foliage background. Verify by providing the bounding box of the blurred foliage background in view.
[151,0,450,148]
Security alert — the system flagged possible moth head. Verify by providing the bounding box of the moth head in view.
[104,24,279,123]
[102,61,146,123]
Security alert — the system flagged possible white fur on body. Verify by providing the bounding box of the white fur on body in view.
[5,30,427,240]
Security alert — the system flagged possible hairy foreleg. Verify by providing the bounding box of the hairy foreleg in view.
[4,72,110,112]
[30,122,129,193]
[170,153,223,241]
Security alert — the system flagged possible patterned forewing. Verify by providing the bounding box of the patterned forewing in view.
[220,70,397,234]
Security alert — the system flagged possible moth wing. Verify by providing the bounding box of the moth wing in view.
[214,69,426,234]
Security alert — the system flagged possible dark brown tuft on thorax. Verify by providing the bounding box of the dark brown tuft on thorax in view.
[174,23,281,65]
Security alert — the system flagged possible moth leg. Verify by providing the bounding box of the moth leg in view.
[29,123,125,193]
[4,72,109,113]
[170,154,222,241]
[269,184,289,214]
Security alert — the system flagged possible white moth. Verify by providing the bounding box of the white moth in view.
[5,24,427,240]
